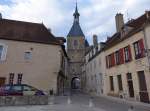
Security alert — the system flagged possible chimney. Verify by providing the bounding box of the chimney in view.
[115,13,124,32]
[93,34,98,47]
[0,13,2,19]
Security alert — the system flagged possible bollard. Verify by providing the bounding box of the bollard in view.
[89,97,94,107]
[49,96,55,105]
[128,105,134,111]
[67,96,72,104]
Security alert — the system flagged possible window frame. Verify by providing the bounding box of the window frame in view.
[124,46,130,62]
[24,51,32,60]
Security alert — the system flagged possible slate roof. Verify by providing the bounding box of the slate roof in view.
[67,4,85,37]
[0,19,61,45]
[67,22,85,37]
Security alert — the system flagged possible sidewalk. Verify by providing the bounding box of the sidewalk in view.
[97,95,150,109]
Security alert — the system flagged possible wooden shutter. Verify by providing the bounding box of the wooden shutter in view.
[128,45,132,61]
[119,48,124,64]
[139,39,145,57]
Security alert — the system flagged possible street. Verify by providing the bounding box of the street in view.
[0,93,149,111]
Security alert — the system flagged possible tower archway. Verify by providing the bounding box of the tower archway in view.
[71,77,80,89]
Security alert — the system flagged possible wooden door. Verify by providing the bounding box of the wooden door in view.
[138,71,149,103]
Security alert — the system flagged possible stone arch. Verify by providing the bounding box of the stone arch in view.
[71,77,80,89]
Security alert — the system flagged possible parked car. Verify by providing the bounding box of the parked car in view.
[0,84,45,96]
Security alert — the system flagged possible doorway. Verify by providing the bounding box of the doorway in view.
[127,73,134,98]
[138,71,149,103]
[71,77,80,89]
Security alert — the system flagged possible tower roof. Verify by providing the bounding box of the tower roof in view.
[67,3,85,37]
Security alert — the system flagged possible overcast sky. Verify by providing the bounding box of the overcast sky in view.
[0,0,150,44]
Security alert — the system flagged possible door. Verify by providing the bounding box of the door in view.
[138,71,149,103]
[128,81,134,97]
[0,77,6,86]
[127,73,134,98]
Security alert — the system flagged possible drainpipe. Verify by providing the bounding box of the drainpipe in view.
[142,23,150,71]
[142,11,150,71]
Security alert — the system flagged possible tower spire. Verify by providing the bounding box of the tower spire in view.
[73,0,80,23]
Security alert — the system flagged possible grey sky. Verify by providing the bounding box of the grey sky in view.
[0,0,150,44]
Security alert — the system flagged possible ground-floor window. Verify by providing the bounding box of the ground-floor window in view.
[117,75,123,91]
[109,76,114,91]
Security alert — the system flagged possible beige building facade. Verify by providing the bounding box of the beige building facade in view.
[0,17,68,95]
[84,11,150,104]
[104,11,150,103]
[84,40,105,96]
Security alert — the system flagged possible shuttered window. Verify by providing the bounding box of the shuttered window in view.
[133,39,145,59]
[124,45,132,62]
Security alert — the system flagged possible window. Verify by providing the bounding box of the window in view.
[107,53,115,68]
[124,45,132,62]
[74,40,78,46]
[12,86,22,91]
[17,73,23,84]
[24,52,32,60]
[0,44,7,61]
[137,71,147,91]
[9,73,14,85]
[133,39,145,59]
[115,51,119,65]
[0,46,3,59]
[24,86,32,91]
[109,76,114,91]
[117,75,123,91]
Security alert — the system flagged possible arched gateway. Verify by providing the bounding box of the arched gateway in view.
[71,77,80,89]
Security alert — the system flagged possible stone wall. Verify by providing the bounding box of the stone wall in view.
[0,96,48,106]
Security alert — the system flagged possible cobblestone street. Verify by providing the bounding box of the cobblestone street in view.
[0,94,149,111]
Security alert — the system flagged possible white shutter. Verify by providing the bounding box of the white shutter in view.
[1,45,8,61]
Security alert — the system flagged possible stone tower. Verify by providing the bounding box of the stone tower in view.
[67,3,86,90]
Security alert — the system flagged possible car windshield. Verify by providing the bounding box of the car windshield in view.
[11,86,22,91]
